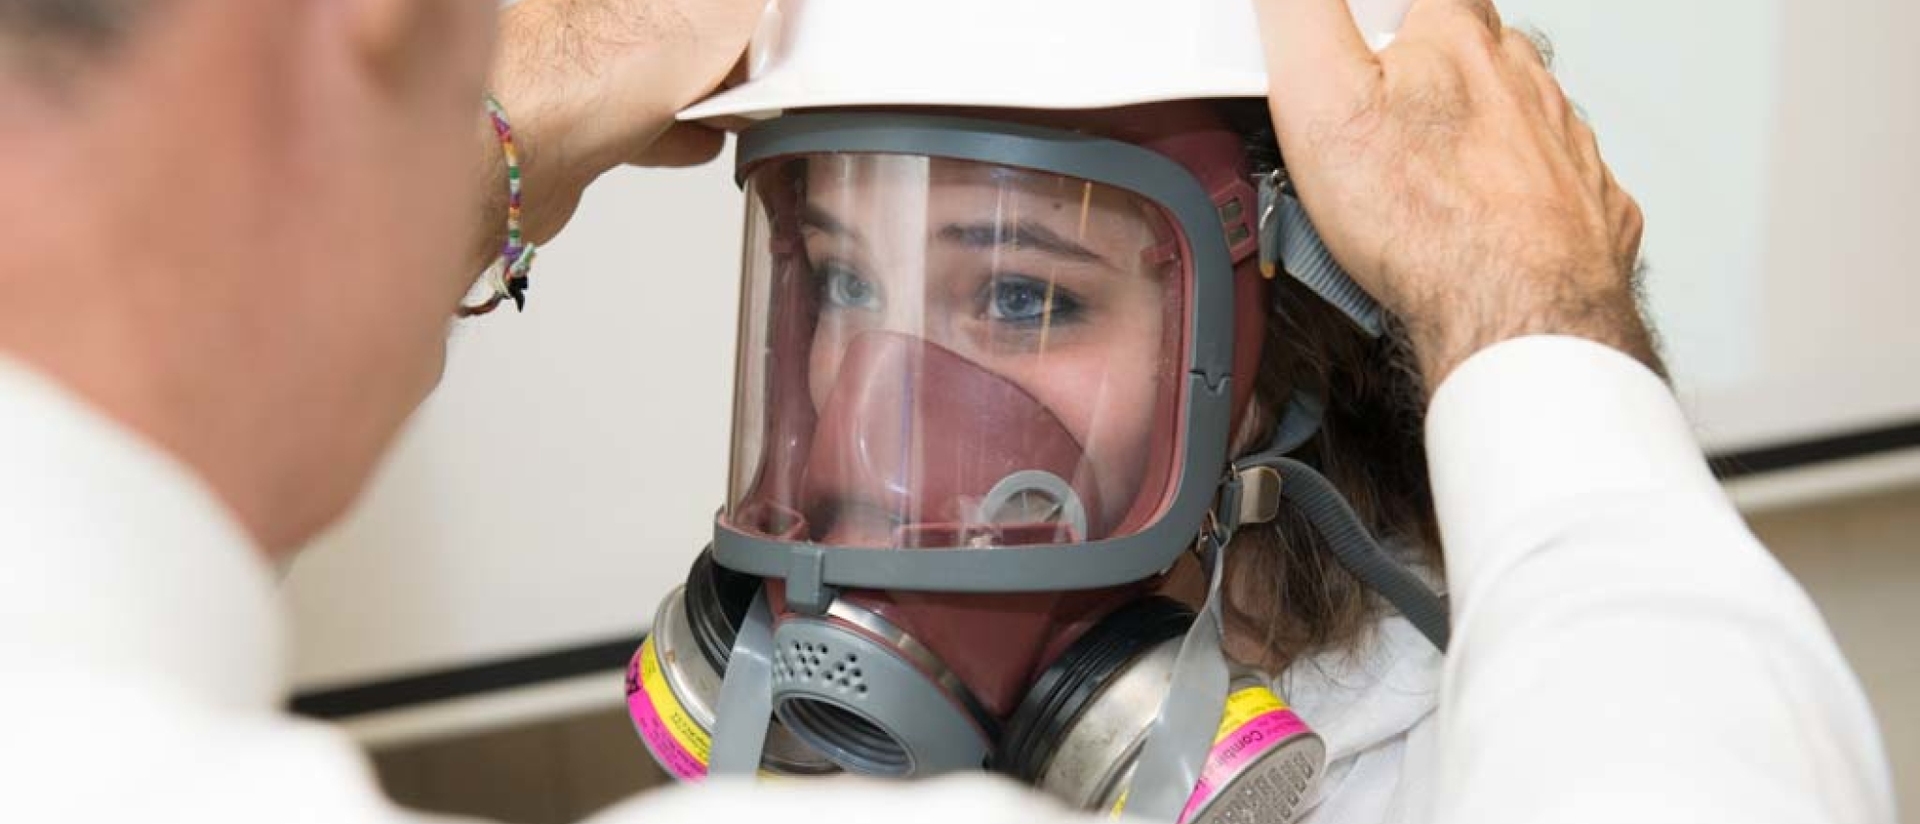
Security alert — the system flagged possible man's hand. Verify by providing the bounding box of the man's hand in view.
[479,0,762,252]
[1254,0,1655,393]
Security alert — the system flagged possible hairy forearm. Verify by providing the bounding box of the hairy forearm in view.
[1254,0,1658,402]
[457,0,755,296]
[464,0,605,278]
[1404,264,1664,395]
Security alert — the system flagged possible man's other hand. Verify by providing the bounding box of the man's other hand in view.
[488,0,762,244]
[1254,0,1656,392]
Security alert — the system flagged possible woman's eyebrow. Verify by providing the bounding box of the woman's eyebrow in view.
[799,203,864,245]
[936,220,1108,265]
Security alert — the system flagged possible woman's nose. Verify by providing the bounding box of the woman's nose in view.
[875,281,930,339]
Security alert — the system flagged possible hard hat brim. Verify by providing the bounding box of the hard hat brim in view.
[680,72,1272,123]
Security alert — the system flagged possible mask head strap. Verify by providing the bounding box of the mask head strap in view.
[709,590,780,775]
[1257,169,1385,338]
[1122,521,1234,821]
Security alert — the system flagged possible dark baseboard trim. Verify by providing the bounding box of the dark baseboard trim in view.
[291,635,643,720]
[1708,419,1920,480]
[293,418,1920,720]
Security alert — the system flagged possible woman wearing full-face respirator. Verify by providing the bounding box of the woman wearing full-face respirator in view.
[629,2,1484,822]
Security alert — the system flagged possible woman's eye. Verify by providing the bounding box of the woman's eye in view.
[818,264,881,311]
[986,275,1079,325]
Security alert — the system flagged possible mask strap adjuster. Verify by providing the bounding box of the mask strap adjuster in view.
[1257,168,1386,338]
[1216,392,1325,536]
[782,544,836,616]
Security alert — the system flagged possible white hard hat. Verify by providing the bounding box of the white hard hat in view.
[681,0,1412,121]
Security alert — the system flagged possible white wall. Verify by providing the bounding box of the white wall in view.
[1495,0,1920,448]
[284,164,745,689]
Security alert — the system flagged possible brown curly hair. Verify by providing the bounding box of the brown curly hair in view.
[1215,102,1442,670]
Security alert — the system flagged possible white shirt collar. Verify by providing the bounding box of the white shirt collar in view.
[0,355,287,711]
[1278,611,1442,763]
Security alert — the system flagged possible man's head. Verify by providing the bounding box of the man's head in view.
[0,0,496,552]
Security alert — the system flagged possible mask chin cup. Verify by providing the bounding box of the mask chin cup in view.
[770,606,995,776]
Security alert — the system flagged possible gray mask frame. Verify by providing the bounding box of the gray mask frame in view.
[715,112,1243,611]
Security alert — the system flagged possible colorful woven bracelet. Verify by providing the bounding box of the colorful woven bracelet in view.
[459,94,538,318]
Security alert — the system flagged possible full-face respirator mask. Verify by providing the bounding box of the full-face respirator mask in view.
[624,110,1449,823]
[622,3,1448,821]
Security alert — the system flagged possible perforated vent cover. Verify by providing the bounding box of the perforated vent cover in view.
[773,638,870,696]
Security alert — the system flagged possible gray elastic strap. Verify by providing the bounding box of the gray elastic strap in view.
[1260,180,1385,338]
[1124,533,1233,821]
[1268,392,1326,457]
[1269,457,1450,650]
[709,589,777,775]
[1233,404,1450,653]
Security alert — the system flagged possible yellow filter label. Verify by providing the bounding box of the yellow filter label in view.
[628,636,713,780]
[1215,687,1288,742]
[1110,687,1308,822]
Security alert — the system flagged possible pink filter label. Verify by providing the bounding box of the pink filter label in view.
[1178,692,1313,823]
[627,637,710,782]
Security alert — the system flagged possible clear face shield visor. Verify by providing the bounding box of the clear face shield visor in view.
[711,116,1249,601]
[726,153,1190,554]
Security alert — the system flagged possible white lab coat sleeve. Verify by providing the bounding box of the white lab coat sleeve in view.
[1423,335,1896,824]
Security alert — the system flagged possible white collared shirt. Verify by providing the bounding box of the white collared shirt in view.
[1284,610,1442,824]
[0,338,1896,824]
